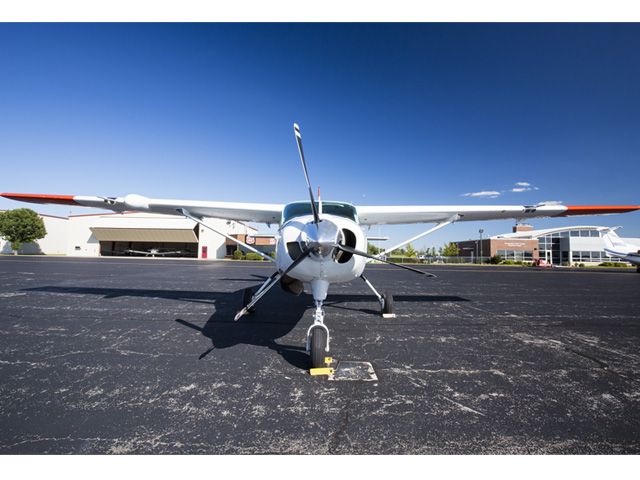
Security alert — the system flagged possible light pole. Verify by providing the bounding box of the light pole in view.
[479,228,484,263]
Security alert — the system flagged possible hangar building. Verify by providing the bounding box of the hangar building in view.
[1,210,272,259]
[455,224,640,265]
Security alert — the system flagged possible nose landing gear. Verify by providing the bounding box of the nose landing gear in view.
[306,300,330,369]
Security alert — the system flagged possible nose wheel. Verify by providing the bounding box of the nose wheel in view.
[310,327,328,369]
[306,299,331,369]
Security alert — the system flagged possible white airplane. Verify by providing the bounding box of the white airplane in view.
[3,123,640,367]
[602,228,640,271]
[124,248,184,257]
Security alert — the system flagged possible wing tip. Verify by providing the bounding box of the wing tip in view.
[1,193,79,206]
[557,205,640,216]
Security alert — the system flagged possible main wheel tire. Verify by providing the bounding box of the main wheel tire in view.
[310,327,327,369]
[242,287,255,314]
[382,291,394,315]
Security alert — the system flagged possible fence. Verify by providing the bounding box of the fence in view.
[383,256,491,264]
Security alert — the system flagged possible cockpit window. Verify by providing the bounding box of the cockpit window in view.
[282,201,358,224]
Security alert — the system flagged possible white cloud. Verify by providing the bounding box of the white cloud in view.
[537,200,563,205]
[462,181,539,198]
[509,181,539,193]
[462,190,502,198]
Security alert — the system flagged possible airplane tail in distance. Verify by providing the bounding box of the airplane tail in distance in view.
[602,228,637,256]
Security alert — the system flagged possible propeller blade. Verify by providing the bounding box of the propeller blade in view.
[334,244,436,276]
[293,123,320,224]
[282,245,314,277]
[234,246,314,321]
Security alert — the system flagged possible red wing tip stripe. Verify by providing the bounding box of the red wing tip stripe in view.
[1,193,79,206]
[558,205,640,216]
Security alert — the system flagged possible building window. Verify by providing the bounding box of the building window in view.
[497,249,533,261]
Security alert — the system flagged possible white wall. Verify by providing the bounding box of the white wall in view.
[0,213,68,255]
[66,213,102,257]
[196,219,256,259]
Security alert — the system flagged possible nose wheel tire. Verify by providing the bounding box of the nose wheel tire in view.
[242,287,255,314]
[310,327,328,369]
[382,291,394,315]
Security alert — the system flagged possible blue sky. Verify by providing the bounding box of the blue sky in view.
[1,23,639,249]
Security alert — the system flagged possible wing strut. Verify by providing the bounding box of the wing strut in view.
[375,215,460,259]
[180,209,275,263]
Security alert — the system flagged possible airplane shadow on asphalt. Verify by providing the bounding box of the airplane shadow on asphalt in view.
[26,285,469,370]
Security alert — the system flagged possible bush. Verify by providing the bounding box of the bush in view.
[599,261,629,268]
[232,249,244,260]
[489,255,502,264]
[579,263,585,268]
[245,252,264,261]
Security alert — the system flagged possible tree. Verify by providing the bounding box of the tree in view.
[367,242,381,255]
[405,243,417,257]
[441,242,460,257]
[0,209,47,254]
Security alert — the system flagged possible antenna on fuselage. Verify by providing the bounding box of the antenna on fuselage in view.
[293,123,320,224]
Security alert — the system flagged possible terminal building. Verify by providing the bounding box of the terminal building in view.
[0,210,275,259]
[455,224,640,265]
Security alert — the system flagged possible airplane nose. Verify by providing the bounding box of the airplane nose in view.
[302,219,340,258]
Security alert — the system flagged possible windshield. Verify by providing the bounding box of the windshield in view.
[282,201,358,224]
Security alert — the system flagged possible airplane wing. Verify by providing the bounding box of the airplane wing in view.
[356,204,640,225]
[1,193,284,224]
[3,193,638,226]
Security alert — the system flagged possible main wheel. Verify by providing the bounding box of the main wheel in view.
[242,287,255,314]
[310,327,327,369]
[382,291,394,315]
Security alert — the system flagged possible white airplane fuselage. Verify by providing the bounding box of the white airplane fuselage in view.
[603,231,640,267]
[276,212,368,298]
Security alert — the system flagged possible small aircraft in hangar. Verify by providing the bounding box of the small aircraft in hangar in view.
[3,124,639,367]
[124,248,185,257]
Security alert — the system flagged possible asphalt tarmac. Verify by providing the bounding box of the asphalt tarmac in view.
[1,256,639,454]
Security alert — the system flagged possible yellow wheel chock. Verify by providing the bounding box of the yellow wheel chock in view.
[309,357,335,376]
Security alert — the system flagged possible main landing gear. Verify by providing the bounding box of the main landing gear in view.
[361,274,395,318]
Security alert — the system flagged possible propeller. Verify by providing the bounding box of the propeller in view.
[333,244,436,276]
[294,123,320,225]
[233,245,314,321]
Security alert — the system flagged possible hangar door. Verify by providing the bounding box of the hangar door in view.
[91,223,199,258]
